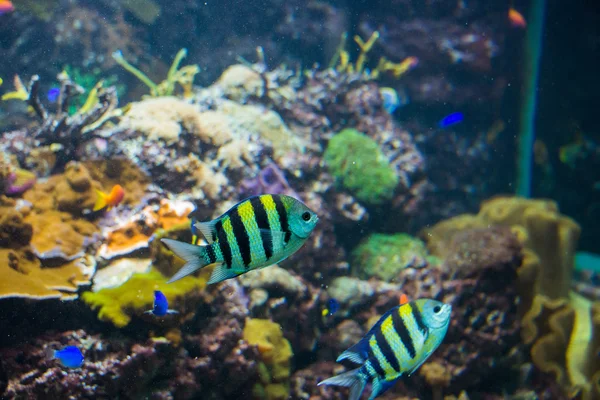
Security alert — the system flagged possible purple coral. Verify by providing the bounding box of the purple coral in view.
[239,161,298,198]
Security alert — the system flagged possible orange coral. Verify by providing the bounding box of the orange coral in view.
[98,199,194,260]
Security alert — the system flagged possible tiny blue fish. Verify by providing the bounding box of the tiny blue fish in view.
[46,345,84,368]
[322,298,340,317]
[145,290,179,317]
[47,87,60,103]
[438,112,464,128]
[379,87,400,114]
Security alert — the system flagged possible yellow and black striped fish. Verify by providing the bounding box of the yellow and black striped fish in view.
[318,299,451,400]
[161,194,319,284]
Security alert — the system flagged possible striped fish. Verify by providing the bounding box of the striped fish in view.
[318,299,451,400]
[161,194,319,284]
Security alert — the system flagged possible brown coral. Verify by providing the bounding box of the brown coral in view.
[0,200,94,300]
[25,210,98,260]
[24,161,102,216]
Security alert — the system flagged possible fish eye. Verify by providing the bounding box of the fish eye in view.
[302,211,311,222]
[433,305,441,313]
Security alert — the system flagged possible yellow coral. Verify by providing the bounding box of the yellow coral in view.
[82,268,206,328]
[243,318,293,399]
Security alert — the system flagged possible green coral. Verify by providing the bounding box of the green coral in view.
[324,128,398,204]
[243,318,293,400]
[352,233,439,281]
[82,268,205,328]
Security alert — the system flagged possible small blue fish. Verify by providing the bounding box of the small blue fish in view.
[47,87,60,103]
[322,298,340,317]
[145,290,179,317]
[46,345,84,368]
[379,87,400,114]
[438,112,464,128]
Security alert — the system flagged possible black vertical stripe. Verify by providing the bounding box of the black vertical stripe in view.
[272,195,291,243]
[411,303,429,335]
[392,310,417,359]
[366,352,386,378]
[205,244,217,264]
[215,220,233,268]
[251,196,273,260]
[230,208,252,268]
[374,327,401,372]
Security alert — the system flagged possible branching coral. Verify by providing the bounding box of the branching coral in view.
[113,48,199,98]
[330,31,419,80]
[11,74,119,171]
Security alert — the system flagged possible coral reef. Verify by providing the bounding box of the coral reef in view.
[421,197,599,398]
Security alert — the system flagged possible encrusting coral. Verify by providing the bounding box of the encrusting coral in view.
[243,318,293,400]
[82,268,206,328]
[351,233,437,281]
[324,128,398,205]
[24,161,103,215]
[0,197,95,300]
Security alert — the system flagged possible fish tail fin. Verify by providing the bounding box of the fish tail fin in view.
[44,347,56,360]
[93,189,107,211]
[318,367,366,400]
[161,238,208,283]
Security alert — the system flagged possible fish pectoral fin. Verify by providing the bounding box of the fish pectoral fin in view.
[194,220,218,244]
[166,309,179,315]
[143,310,153,315]
[207,264,240,284]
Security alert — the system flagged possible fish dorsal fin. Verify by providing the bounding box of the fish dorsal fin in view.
[194,220,218,244]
